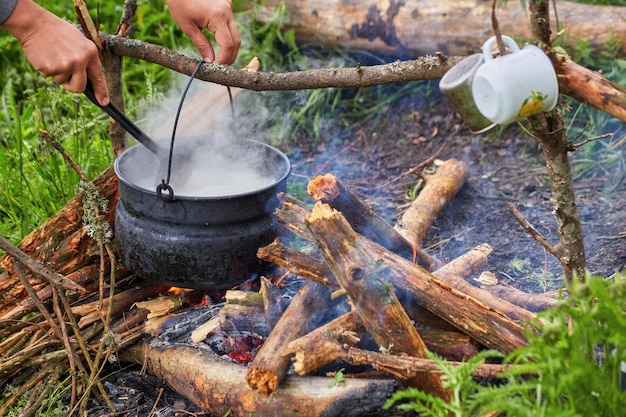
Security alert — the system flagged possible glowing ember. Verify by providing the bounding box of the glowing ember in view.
[208,330,265,365]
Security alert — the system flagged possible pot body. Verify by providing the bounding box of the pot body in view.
[114,139,290,289]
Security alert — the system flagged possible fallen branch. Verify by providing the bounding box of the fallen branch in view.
[395,158,469,248]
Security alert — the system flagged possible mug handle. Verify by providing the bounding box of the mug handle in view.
[482,35,520,61]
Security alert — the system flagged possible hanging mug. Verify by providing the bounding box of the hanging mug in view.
[472,35,559,125]
[439,53,495,133]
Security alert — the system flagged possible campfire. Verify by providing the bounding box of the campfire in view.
[0,153,560,416]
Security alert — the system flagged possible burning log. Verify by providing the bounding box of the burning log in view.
[307,173,439,270]
[121,341,396,417]
[395,158,469,248]
[330,345,513,381]
[246,283,331,395]
[260,276,286,330]
[306,202,449,399]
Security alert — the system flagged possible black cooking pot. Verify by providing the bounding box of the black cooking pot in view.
[114,139,290,289]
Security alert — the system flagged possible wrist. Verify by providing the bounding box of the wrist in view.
[1,0,48,40]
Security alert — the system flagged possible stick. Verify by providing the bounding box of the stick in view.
[395,158,469,248]
[246,283,331,395]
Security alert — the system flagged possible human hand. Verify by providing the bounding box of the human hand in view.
[166,0,241,65]
[1,0,109,105]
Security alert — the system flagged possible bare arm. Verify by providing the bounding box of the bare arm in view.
[1,0,109,105]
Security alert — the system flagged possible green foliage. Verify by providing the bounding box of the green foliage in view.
[327,368,347,388]
[385,350,504,417]
[385,274,626,416]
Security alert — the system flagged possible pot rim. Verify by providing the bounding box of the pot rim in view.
[114,139,291,201]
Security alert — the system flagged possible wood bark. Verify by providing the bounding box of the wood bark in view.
[307,173,439,270]
[307,202,449,398]
[260,0,626,56]
[555,54,626,124]
[122,341,396,417]
[0,167,118,318]
[246,283,331,395]
[522,1,586,282]
[395,158,468,248]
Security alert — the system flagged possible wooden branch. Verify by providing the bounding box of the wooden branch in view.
[307,203,448,398]
[483,284,559,312]
[283,309,479,375]
[526,1,587,282]
[0,236,85,293]
[395,158,468,248]
[71,283,167,328]
[334,345,513,381]
[121,341,396,417]
[307,173,439,270]
[257,239,338,289]
[101,32,463,90]
[99,31,626,122]
[555,54,626,123]
[246,283,331,395]
[432,244,536,322]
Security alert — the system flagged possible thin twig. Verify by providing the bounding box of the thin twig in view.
[507,202,559,258]
[40,130,89,182]
[491,0,507,56]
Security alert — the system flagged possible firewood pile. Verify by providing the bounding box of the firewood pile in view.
[0,156,560,416]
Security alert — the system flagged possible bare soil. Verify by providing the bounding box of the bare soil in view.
[92,85,626,416]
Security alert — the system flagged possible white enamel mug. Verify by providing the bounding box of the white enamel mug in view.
[472,35,559,125]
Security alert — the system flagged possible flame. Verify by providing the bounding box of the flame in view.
[168,287,187,296]
[166,287,209,307]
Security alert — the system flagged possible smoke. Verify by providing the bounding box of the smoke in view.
[122,70,287,197]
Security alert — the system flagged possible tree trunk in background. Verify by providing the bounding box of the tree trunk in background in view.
[260,0,626,57]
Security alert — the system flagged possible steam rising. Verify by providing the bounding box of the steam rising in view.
[122,73,282,198]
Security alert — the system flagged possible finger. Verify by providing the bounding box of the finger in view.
[86,59,110,106]
[62,70,87,94]
[213,20,240,65]
[185,27,216,63]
